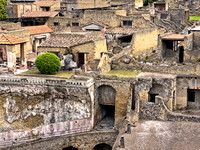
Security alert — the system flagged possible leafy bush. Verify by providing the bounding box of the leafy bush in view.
[197,58,200,62]
[35,52,61,74]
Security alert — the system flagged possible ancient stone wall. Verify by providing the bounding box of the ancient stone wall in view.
[131,28,158,56]
[192,31,200,50]
[77,0,109,9]
[168,8,185,24]
[83,10,122,27]
[37,47,67,54]
[0,76,94,147]
[5,130,118,150]
[0,22,21,30]
[139,95,200,123]
[119,15,152,28]
[95,76,133,128]
[6,29,32,58]
[176,75,200,109]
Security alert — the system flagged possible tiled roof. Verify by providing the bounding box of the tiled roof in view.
[0,34,26,45]
[35,1,58,7]
[39,36,105,48]
[49,26,82,32]
[105,27,142,35]
[21,25,53,35]
[22,11,59,18]
[82,21,110,29]
[162,34,185,41]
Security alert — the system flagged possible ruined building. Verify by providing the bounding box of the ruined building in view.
[1,0,200,149]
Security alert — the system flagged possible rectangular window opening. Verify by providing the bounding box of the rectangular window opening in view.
[149,93,159,103]
[123,21,132,27]
[187,89,195,102]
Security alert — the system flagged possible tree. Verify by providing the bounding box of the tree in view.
[143,0,157,6]
[35,53,61,74]
[0,0,7,18]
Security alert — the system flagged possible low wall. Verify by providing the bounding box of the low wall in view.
[0,118,92,148]
[5,130,118,150]
[140,97,200,122]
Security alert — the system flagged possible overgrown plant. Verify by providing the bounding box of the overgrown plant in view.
[35,53,61,74]
[0,0,7,18]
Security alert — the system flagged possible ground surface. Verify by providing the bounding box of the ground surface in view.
[117,120,200,150]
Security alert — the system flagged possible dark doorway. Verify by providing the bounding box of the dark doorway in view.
[62,146,78,150]
[179,46,184,63]
[78,53,84,67]
[95,105,115,129]
[131,84,135,110]
[118,35,132,43]
[149,93,159,103]
[187,89,195,102]
[93,143,112,150]
[20,43,24,64]
[100,105,115,127]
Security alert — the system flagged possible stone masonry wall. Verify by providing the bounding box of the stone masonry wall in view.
[4,130,118,150]
[0,76,94,147]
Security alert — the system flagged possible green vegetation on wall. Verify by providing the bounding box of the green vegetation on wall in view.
[0,0,7,18]
[143,0,157,6]
[189,16,200,20]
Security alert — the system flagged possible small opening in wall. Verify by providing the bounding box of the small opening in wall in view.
[62,146,78,150]
[187,89,195,102]
[149,93,158,103]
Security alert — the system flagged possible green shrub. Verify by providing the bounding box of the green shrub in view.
[197,58,200,62]
[35,53,61,74]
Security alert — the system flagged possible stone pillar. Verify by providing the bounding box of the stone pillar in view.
[7,50,16,72]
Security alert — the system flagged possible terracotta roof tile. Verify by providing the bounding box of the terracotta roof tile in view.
[22,11,59,18]
[0,34,26,45]
[39,36,105,48]
[21,25,53,35]
[105,27,142,35]
[162,34,185,41]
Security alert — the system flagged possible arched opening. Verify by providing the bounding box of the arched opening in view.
[95,85,116,129]
[62,146,78,150]
[93,143,112,150]
[98,85,116,105]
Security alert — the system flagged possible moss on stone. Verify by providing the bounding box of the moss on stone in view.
[105,70,139,77]
[21,70,75,78]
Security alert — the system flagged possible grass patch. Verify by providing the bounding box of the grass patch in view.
[105,70,139,77]
[21,70,75,78]
[189,16,200,20]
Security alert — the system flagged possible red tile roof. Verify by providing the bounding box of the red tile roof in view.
[105,27,142,35]
[22,11,59,18]
[0,34,26,45]
[39,36,105,48]
[162,34,185,41]
[21,25,53,35]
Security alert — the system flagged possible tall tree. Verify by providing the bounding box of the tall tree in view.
[0,0,7,18]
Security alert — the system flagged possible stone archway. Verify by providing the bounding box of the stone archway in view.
[62,146,78,150]
[93,143,112,150]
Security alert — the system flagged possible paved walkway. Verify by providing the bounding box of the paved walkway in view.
[117,120,200,150]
